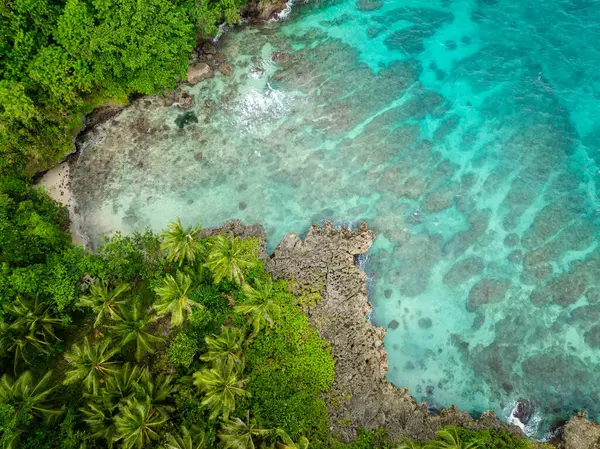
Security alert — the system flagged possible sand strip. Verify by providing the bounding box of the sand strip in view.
[37,162,86,247]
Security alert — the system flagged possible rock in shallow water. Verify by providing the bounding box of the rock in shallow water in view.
[187,62,214,85]
[418,317,433,329]
[443,256,484,287]
[513,399,535,425]
[218,63,234,76]
[466,278,511,312]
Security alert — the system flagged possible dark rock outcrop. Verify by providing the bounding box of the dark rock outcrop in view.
[513,399,535,426]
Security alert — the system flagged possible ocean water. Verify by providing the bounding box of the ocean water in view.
[71,0,600,436]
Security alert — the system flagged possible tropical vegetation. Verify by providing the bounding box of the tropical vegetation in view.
[0,193,344,448]
[0,0,254,177]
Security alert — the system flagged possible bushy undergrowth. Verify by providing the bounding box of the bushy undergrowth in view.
[0,183,337,448]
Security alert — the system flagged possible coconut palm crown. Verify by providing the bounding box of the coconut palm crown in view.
[0,295,61,372]
[78,279,130,327]
[153,270,202,327]
[218,410,270,449]
[424,429,481,449]
[114,397,167,449]
[108,302,163,361]
[159,218,205,266]
[204,235,256,285]
[0,371,62,423]
[63,337,120,395]
[235,278,282,335]
[200,326,245,366]
[192,357,249,420]
[166,425,207,449]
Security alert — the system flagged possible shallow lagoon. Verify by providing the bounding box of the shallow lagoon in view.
[72,0,600,436]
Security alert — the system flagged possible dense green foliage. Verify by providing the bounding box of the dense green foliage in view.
[0,0,246,175]
[0,178,341,448]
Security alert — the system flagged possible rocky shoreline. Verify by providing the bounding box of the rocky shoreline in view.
[205,219,600,449]
[61,0,292,159]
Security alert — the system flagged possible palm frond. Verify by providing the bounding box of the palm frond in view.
[159,218,205,266]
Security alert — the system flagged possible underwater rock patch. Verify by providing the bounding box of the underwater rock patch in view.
[504,233,519,247]
[175,111,199,129]
[418,317,433,329]
[356,0,383,11]
[586,288,600,304]
[421,182,459,212]
[467,278,510,312]
[584,324,600,348]
[443,256,484,287]
[507,250,522,264]
[391,234,442,296]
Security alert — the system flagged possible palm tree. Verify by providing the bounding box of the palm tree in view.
[153,270,201,327]
[397,438,423,449]
[276,429,309,449]
[218,410,270,449]
[204,235,256,285]
[0,295,61,371]
[425,429,480,449]
[192,357,249,420]
[108,303,163,361]
[63,337,120,395]
[78,279,130,327]
[82,364,146,448]
[159,218,205,266]
[81,400,118,448]
[235,279,281,335]
[114,398,166,449]
[0,371,62,424]
[136,369,177,413]
[166,425,207,449]
[105,363,144,403]
[200,327,245,366]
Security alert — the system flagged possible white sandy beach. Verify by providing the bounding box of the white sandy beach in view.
[37,162,86,247]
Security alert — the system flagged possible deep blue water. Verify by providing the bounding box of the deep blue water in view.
[72,0,600,436]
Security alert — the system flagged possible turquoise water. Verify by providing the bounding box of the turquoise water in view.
[71,0,600,436]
